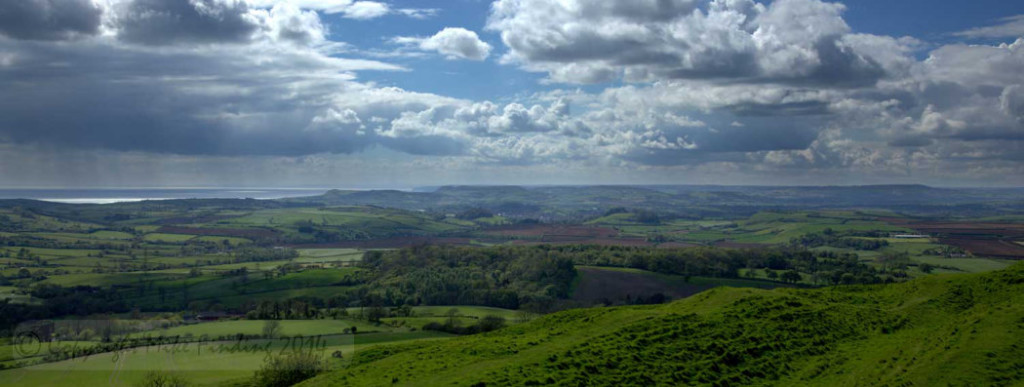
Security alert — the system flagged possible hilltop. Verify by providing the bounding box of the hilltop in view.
[303,263,1024,386]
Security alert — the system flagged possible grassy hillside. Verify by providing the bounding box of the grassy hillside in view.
[303,263,1024,386]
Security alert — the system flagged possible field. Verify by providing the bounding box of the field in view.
[884,219,1024,259]
[470,212,915,247]
[0,286,34,304]
[940,238,1024,259]
[0,304,527,386]
[142,232,198,243]
[575,210,917,247]
[129,319,380,339]
[287,237,474,249]
[0,330,452,387]
[296,248,364,264]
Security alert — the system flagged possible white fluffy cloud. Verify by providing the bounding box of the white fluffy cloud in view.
[393,28,492,61]
[487,0,906,86]
[337,1,389,19]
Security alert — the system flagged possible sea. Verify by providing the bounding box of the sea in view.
[0,188,337,204]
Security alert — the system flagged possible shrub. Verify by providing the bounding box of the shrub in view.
[135,371,191,387]
[262,320,282,339]
[253,352,326,387]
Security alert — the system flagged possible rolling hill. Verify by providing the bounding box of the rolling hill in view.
[303,263,1024,386]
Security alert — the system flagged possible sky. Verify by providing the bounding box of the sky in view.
[0,0,1023,188]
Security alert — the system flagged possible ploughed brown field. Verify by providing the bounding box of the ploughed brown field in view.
[883,219,1024,259]
[938,238,1024,259]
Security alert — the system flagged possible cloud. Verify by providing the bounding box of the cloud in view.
[246,0,435,20]
[954,15,1024,39]
[0,27,441,157]
[105,0,340,47]
[338,1,388,19]
[115,0,262,45]
[0,0,104,41]
[109,0,326,46]
[262,3,327,44]
[394,8,439,19]
[393,28,491,61]
[486,0,903,86]
[0,0,1022,186]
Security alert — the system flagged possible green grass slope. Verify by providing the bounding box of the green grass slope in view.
[303,263,1024,386]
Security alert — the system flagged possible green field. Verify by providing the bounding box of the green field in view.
[396,306,525,321]
[120,268,361,310]
[142,233,198,243]
[296,248,364,264]
[588,210,914,246]
[194,235,252,245]
[0,286,33,304]
[40,272,184,287]
[0,331,451,387]
[130,319,379,339]
[217,207,469,239]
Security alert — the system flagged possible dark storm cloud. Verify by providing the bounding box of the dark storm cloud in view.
[117,0,260,45]
[0,0,103,41]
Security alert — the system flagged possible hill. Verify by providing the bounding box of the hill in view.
[302,263,1024,386]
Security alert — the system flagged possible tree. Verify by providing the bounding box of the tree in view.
[366,306,386,323]
[765,269,778,280]
[262,320,282,339]
[876,252,911,271]
[446,308,459,327]
[781,270,803,284]
[919,263,935,274]
[477,315,506,332]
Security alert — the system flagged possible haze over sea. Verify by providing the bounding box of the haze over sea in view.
[0,188,345,204]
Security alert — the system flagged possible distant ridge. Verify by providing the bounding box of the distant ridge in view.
[2,184,1022,219]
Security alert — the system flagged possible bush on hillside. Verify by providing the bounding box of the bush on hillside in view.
[253,352,326,387]
[135,371,192,387]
